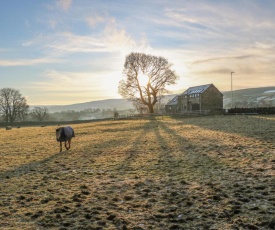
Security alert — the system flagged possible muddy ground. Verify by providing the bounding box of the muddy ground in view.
[0,115,274,230]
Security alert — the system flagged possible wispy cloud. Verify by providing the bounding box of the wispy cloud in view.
[191,55,258,65]
[160,1,275,48]
[33,70,98,91]
[56,0,72,11]
[45,21,151,56]
[0,58,60,67]
[86,14,114,27]
[29,69,122,104]
[46,32,107,53]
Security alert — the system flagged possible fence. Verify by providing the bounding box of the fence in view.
[114,110,212,120]
[226,107,275,115]
[115,113,164,120]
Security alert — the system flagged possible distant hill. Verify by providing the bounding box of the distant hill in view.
[45,99,134,113]
[44,95,176,113]
[223,86,275,108]
[34,87,275,113]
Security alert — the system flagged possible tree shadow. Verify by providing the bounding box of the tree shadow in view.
[0,152,63,180]
[115,119,156,173]
[170,115,275,144]
[155,119,232,183]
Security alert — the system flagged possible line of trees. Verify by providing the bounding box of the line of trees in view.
[0,88,29,123]
[30,107,49,122]
[0,88,50,123]
[0,88,136,123]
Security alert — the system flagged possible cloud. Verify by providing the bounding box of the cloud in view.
[22,41,33,47]
[32,69,117,92]
[0,58,60,67]
[86,14,114,27]
[46,32,107,53]
[57,0,72,11]
[159,1,275,49]
[164,7,210,31]
[36,70,96,86]
[193,68,234,75]
[86,16,106,27]
[29,69,122,104]
[191,55,258,65]
[45,22,151,56]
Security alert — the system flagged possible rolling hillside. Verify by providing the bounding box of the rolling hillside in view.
[46,99,134,113]
[223,86,275,108]
[42,96,176,113]
[33,87,275,113]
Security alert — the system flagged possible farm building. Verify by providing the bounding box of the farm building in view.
[165,84,223,114]
[165,95,179,113]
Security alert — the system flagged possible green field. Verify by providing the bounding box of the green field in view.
[0,115,274,229]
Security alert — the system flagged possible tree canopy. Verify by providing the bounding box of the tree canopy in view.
[30,107,49,122]
[118,52,178,113]
[0,88,29,123]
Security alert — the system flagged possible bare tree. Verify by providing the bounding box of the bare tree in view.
[31,107,49,122]
[17,105,29,122]
[118,52,178,113]
[0,88,29,123]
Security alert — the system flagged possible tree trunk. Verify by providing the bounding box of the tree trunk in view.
[148,104,154,113]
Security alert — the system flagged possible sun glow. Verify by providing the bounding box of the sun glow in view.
[138,73,149,87]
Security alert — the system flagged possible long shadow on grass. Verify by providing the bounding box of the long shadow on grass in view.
[101,123,151,132]
[79,122,152,154]
[154,120,275,228]
[170,115,275,145]
[156,119,239,183]
[132,118,259,228]
[151,118,184,176]
[0,152,62,180]
[115,119,156,172]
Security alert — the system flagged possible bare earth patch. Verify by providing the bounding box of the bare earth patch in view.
[0,115,274,229]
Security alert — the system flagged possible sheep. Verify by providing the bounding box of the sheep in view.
[56,126,75,152]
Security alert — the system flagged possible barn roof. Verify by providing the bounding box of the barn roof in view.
[166,95,178,106]
[181,84,212,95]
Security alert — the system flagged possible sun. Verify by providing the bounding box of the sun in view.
[138,73,149,87]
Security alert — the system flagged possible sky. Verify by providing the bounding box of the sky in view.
[1,0,275,105]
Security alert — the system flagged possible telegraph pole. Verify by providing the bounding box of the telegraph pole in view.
[231,72,234,108]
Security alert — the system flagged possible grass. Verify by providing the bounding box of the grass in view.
[0,115,274,229]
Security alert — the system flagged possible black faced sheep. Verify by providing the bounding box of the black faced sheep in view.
[56,126,75,152]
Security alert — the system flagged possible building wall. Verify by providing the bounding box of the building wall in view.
[165,105,178,113]
[179,85,223,112]
[180,94,201,112]
[201,85,223,111]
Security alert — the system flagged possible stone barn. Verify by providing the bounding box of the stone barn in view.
[165,84,223,114]
[165,95,179,113]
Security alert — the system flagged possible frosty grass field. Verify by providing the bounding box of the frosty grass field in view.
[0,115,274,229]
